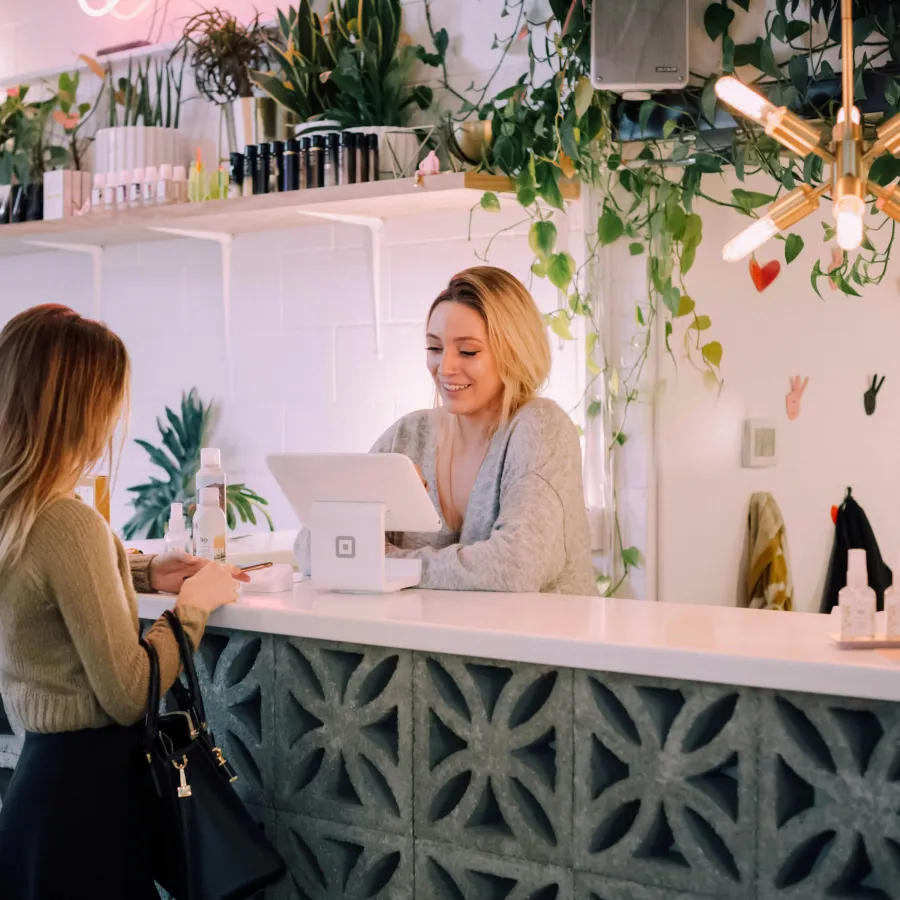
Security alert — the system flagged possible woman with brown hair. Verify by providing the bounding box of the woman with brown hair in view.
[296,266,596,595]
[0,305,247,899]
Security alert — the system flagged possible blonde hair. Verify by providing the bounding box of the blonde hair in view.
[428,266,551,427]
[0,305,130,571]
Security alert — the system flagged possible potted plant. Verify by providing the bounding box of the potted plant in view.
[92,52,187,176]
[171,8,281,158]
[123,390,273,540]
[256,0,437,177]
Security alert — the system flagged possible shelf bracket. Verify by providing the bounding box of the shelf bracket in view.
[149,227,235,397]
[23,241,104,318]
[298,211,386,358]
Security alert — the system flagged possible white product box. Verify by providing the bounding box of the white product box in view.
[43,169,74,220]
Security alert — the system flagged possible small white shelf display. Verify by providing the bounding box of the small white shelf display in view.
[829,633,900,649]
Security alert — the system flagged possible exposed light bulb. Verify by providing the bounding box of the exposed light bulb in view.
[836,106,861,124]
[715,76,779,126]
[835,194,865,251]
[78,0,120,14]
[722,216,778,261]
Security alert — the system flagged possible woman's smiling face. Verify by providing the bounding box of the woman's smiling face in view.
[426,301,503,418]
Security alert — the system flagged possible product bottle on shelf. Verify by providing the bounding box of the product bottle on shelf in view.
[196,447,226,514]
[129,168,144,209]
[90,174,105,213]
[143,166,158,206]
[885,557,900,639]
[104,172,117,211]
[839,549,877,640]
[157,164,173,205]
[173,166,188,204]
[115,170,129,210]
[164,502,191,554]
[193,488,227,562]
[229,152,243,199]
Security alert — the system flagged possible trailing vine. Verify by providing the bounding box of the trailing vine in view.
[420,0,900,594]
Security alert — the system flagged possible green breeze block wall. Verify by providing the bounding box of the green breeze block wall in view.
[4,625,900,900]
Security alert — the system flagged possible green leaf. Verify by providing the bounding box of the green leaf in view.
[732,188,775,210]
[621,546,643,569]
[868,153,900,186]
[734,40,762,69]
[587,400,603,418]
[629,241,644,256]
[662,118,678,139]
[662,283,681,315]
[480,191,501,212]
[886,77,900,109]
[691,153,723,173]
[701,341,723,368]
[529,220,558,259]
[547,252,576,290]
[538,165,565,211]
[517,185,536,207]
[789,54,808,94]
[731,0,750,9]
[574,75,593,118]
[638,99,655,135]
[701,75,719,125]
[597,209,624,245]
[549,313,574,340]
[664,320,673,351]
[531,259,549,278]
[691,315,712,330]
[810,259,825,299]
[704,3,735,40]
[760,39,779,78]
[636,305,645,326]
[676,295,695,317]
[586,331,599,356]
[722,35,735,73]
[785,233,804,263]
[615,432,628,446]
[784,20,811,42]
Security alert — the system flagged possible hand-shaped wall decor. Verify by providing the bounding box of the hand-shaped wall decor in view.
[785,375,809,421]
[864,376,885,416]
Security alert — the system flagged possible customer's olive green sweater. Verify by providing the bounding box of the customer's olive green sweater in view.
[0,498,208,733]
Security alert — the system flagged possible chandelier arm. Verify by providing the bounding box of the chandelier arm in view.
[810,144,836,164]
[841,0,854,119]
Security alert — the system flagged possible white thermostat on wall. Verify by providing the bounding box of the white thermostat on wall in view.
[742,420,777,468]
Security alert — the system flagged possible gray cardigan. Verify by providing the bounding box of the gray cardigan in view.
[294,398,597,595]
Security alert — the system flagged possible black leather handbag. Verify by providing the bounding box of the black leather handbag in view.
[140,610,287,900]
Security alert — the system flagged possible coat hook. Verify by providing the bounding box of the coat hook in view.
[785,375,809,421]
[864,375,885,416]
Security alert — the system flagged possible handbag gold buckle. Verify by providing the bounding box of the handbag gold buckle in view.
[213,746,239,783]
[172,756,192,799]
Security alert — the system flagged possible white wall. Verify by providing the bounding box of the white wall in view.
[656,174,900,612]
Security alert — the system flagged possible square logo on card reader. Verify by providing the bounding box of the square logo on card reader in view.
[336,536,356,559]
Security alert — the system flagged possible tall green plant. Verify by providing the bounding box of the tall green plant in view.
[124,390,273,540]
[106,52,186,129]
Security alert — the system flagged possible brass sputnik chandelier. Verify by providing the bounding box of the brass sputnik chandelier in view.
[716,0,900,260]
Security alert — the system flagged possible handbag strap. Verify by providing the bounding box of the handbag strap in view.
[139,636,161,755]
[162,609,209,730]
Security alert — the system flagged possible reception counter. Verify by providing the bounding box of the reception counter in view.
[134,583,899,900]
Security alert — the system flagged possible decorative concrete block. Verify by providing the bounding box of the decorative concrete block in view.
[416,840,574,899]
[573,671,757,899]
[575,872,717,900]
[275,810,413,899]
[757,690,900,900]
[186,628,276,808]
[413,652,574,865]
[273,637,413,834]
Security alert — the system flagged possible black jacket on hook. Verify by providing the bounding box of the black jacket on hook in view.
[820,489,893,613]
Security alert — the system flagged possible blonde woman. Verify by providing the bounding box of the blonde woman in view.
[0,306,247,899]
[296,266,595,595]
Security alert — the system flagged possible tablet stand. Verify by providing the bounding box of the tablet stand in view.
[309,500,423,593]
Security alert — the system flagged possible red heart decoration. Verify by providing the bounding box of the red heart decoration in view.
[749,258,781,292]
[831,505,839,525]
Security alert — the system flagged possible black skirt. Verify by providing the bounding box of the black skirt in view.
[0,723,160,900]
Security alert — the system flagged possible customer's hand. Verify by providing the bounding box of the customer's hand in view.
[149,552,209,594]
[177,561,249,613]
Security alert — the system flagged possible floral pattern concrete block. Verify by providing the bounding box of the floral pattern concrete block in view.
[413,653,574,865]
[187,628,276,809]
[273,637,413,834]
[416,841,574,899]
[275,811,412,900]
[573,671,757,899]
[757,690,900,900]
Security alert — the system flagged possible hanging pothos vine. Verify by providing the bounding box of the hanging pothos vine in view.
[419,0,900,594]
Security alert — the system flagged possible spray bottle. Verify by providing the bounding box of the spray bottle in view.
[839,549,877,640]
[164,502,191,554]
[196,448,226,515]
[193,488,227,562]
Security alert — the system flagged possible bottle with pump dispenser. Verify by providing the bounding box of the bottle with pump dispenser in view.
[196,447,226,514]
[839,549,877,640]
[164,502,191,554]
[193,488,227,562]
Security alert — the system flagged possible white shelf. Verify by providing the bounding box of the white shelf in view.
[0,173,580,256]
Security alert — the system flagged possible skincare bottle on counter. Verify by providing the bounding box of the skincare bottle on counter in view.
[299,138,310,189]
[270,140,285,192]
[143,166,158,206]
[164,502,191,554]
[104,172,117,211]
[839,549,876,640]
[173,166,188,203]
[255,143,271,195]
[309,136,324,188]
[355,134,369,183]
[90,174,105,212]
[193,488,227,562]
[885,559,900,639]
[116,170,129,209]
[129,168,144,208]
[243,146,257,197]
[196,447,226,514]
[283,139,299,191]
[324,134,338,187]
[157,164,173,205]
[367,134,379,182]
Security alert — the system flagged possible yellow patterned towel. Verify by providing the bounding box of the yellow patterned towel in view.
[746,492,793,611]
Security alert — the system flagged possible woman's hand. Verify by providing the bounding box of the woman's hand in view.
[177,561,248,613]
[149,552,227,594]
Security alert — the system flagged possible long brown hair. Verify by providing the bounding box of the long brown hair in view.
[0,305,130,570]
[428,266,551,427]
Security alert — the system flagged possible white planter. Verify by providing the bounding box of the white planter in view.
[93,126,186,175]
[294,119,342,140]
[346,125,423,179]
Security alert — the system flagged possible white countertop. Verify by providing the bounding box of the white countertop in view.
[138,582,900,703]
